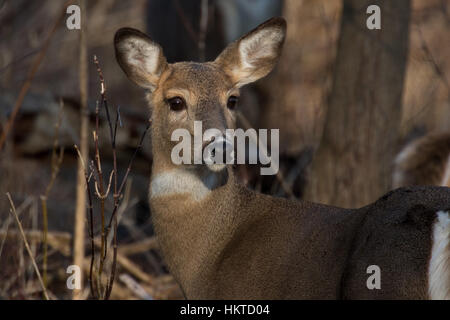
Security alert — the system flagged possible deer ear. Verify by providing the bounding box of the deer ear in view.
[215,17,286,88]
[114,28,168,91]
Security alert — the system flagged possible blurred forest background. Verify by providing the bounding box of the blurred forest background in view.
[0,0,449,299]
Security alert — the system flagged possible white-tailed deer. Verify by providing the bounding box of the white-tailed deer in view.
[115,18,450,299]
[394,132,450,188]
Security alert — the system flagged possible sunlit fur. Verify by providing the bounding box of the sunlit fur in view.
[429,211,450,299]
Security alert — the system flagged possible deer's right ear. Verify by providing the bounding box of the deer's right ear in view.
[114,28,168,91]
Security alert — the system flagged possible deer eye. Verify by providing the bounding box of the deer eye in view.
[227,96,239,110]
[167,97,186,111]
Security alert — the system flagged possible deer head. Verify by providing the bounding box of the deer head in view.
[114,18,286,173]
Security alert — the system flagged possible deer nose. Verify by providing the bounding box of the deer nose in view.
[202,134,234,164]
[202,135,218,151]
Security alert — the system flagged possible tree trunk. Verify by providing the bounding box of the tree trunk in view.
[262,0,342,156]
[305,0,411,208]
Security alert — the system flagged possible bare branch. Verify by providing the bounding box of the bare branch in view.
[6,193,50,300]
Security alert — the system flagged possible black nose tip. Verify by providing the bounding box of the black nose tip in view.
[202,134,225,150]
[202,137,215,152]
[202,135,231,163]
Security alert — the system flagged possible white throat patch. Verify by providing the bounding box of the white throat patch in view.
[150,169,224,202]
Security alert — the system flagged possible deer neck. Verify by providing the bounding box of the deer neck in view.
[149,160,241,294]
[148,156,366,299]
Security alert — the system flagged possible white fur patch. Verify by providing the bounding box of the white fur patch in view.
[394,142,417,165]
[120,37,160,75]
[239,28,283,70]
[428,211,450,300]
[150,169,221,202]
[392,142,418,188]
[392,171,405,189]
[440,155,450,187]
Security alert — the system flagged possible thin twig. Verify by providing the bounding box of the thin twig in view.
[92,102,107,297]
[417,25,450,100]
[119,274,153,300]
[6,193,50,300]
[105,122,150,299]
[0,197,34,260]
[118,237,159,256]
[106,121,151,233]
[74,144,97,299]
[40,99,65,290]
[73,0,88,300]
[402,25,450,130]
[89,56,151,299]
[92,57,112,298]
[94,170,114,199]
[0,230,71,246]
[93,57,117,263]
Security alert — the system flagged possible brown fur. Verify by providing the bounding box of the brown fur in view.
[115,18,450,299]
[393,132,450,188]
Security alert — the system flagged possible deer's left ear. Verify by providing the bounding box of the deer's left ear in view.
[214,17,286,88]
